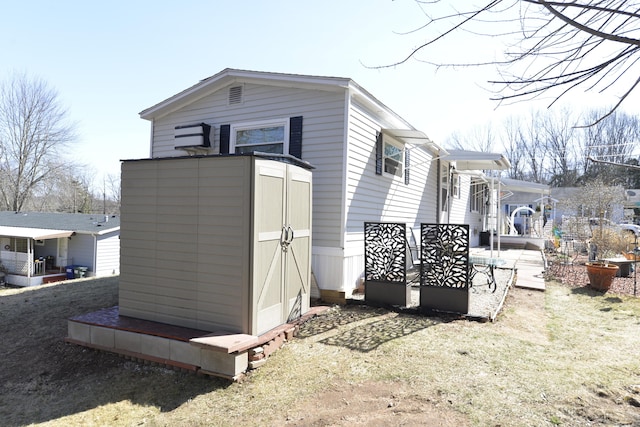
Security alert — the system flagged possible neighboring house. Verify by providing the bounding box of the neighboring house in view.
[136,68,509,297]
[0,212,120,286]
[499,179,552,236]
[550,186,626,226]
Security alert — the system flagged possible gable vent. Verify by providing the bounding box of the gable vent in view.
[228,85,243,105]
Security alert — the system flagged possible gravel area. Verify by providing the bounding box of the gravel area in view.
[350,266,516,321]
[545,253,640,297]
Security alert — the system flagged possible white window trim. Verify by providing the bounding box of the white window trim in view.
[382,136,404,179]
[230,118,289,154]
[441,165,451,212]
[470,182,484,213]
[452,174,461,199]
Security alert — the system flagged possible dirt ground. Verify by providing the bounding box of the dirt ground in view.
[280,287,548,427]
[1,267,640,426]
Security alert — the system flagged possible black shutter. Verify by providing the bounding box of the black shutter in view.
[289,116,303,158]
[220,124,230,154]
[404,148,410,185]
[375,132,383,175]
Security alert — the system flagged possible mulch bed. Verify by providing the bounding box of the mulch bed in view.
[546,253,640,297]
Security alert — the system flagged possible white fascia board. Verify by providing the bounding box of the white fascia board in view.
[0,226,73,240]
[140,68,351,121]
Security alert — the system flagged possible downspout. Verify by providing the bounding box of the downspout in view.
[93,234,98,275]
[149,119,155,157]
[27,238,33,278]
[497,178,501,257]
[436,158,441,225]
[490,176,494,258]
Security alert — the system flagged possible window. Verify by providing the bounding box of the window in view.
[383,139,404,178]
[452,174,461,198]
[470,182,483,212]
[8,238,27,253]
[230,119,288,154]
[441,165,450,212]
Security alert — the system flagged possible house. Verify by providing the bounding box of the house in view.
[0,211,120,286]
[135,68,511,299]
[66,69,514,380]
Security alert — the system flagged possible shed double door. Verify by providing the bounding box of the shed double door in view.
[252,160,312,335]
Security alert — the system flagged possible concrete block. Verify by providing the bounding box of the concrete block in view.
[90,326,115,349]
[115,330,142,354]
[200,348,248,378]
[170,340,201,366]
[140,334,171,359]
[67,321,91,343]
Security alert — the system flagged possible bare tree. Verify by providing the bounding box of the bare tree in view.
[0,72,76,211]
[582,108,640,184]
[541,108,580,186]
[519,111,548,183]
[385,1,640,123]
[501,116,528,180]
[104,173,121,214]
[445,123,496,151]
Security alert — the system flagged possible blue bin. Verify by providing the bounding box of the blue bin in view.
[65,265,75,279]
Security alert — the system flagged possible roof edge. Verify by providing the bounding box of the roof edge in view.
[139,68,353,120]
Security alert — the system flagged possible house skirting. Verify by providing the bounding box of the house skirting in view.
[312,245,364,295]
[6,272,69,287]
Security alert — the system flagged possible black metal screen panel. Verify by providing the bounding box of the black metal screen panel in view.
[420,223,469,288]
[364,222,407,284]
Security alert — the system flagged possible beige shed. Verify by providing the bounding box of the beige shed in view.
[119,153,313,336]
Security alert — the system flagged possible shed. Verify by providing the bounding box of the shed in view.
[118,153,313,336]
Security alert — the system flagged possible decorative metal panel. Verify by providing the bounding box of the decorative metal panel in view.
[420,224,469,289]
[364,222,407,284]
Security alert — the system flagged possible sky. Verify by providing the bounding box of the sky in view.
[2,1,638,187]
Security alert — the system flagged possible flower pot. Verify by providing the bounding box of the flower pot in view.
[585,262,619,291]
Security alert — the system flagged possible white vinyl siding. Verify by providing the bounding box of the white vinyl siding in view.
[150,83,346,250]
[449,173,471,224]
[345,105,438,239]
[95,232,120,276]
[67,234,94,269]
[144,77,453,292]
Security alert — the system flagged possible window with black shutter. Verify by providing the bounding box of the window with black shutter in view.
[220,117,303,156]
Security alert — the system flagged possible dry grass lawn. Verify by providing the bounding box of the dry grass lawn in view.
[1,276,639,426]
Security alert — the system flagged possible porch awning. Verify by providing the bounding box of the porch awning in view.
[500,178,551,194]
[0,226,74,240]
[381,129,447,155]
[441,150,511,170]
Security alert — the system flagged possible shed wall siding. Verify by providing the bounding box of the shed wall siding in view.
[119,156,252,333]
[150,83,345,251]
